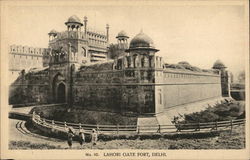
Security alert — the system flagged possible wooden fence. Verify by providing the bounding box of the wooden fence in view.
[32,112,245,136]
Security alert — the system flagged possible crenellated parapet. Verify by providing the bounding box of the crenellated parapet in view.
[49,31,86,42]
[9,44,48,56]
[49,30,108,48]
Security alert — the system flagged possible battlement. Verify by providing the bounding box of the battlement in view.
[49,30,108,48]
[87,27,106,36]
[87,27,107,42]
[10,45,49,56]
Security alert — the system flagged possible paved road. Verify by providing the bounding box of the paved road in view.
[9,104,75,149]
[9,119,68,148]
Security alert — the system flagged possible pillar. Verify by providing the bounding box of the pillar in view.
[106,24,109,44]
[84,16,87,37]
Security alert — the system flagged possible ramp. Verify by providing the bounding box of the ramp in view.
[137,116,159,133]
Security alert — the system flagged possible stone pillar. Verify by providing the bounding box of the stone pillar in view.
[106,24,109,44]
[84,16,87,37]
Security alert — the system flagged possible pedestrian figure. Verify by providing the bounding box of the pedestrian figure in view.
[78,126,85,149]
[91,129,98,148]
[67,127,75,149]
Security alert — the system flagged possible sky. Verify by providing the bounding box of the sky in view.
[4,1,247,78]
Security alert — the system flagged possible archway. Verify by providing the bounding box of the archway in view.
[57,83,66,103]
[52,73,66,103]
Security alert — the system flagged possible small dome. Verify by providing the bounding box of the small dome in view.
[65,15,83,26]
[213,60,226,69]
[48,29,57,34]
[116,30,129,38]
[129,31,155,50]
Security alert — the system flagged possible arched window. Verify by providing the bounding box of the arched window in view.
[141,57,145,67]
[133,55,137,68]
[117,59,122,70]
[127,57,131,68]
[149,56,152,67]
[82,47,86,57]
[158,92,162,104]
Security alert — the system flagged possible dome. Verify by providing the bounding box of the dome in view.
[48,29,57,35]
[129,31,157,50]
[213,60,226,69]
[65,15,83,26]
[116,30,129,38]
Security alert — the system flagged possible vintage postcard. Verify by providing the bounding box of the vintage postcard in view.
[1,0,249,159]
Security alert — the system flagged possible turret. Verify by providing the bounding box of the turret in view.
[126,30,159,68]
[65,15,83,31]
[48,29,57,41]
[116,30,129,49]
[213,60,231,97]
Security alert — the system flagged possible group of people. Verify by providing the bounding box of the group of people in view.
[67,126,98,149]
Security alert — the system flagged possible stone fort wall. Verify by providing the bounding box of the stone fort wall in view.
[72,62,155,114]
[9,69,50,105]
[155,69,221,113]
[9,60,223,115]
[72,60,222,114]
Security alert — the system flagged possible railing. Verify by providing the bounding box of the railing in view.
[32,112,245,136]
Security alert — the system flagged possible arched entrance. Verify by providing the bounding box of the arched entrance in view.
[57,83,66,103]
[52,73,67,103]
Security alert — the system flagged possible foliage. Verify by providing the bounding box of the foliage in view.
[231,83,245,90]
[176,101,245,124]
[108,44,124,59]
[238,71,245,83]
[178,61,190,65]
[32,105,137,125]
[165,62,215,73]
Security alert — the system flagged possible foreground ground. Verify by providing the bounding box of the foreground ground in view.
[9,100,245,149]
[9,119,245,149]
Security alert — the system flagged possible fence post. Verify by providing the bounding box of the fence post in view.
[230,119,233,134]
[64,121,67,131]
[52,120,55,127]
[215,121,218,130]
[43,118,45,125]
[117,124,119,135]
[51,120,55,131]
[176,123,181,132]
[32,111,35,120]
[137,125,140,134]
[96,124,99,134]
[79,123,81,129]
[158,125,161,133]
[197,122,200,131]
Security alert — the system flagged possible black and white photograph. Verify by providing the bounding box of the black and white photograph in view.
[1,0,249,159]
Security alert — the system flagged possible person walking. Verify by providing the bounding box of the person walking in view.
[78,126,85,149]
[91,129,98,148]
[67,127,75,149]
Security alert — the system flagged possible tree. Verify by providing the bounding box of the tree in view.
[238,71,245,83]
[229,72,234,83]
[108,44,122,59]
